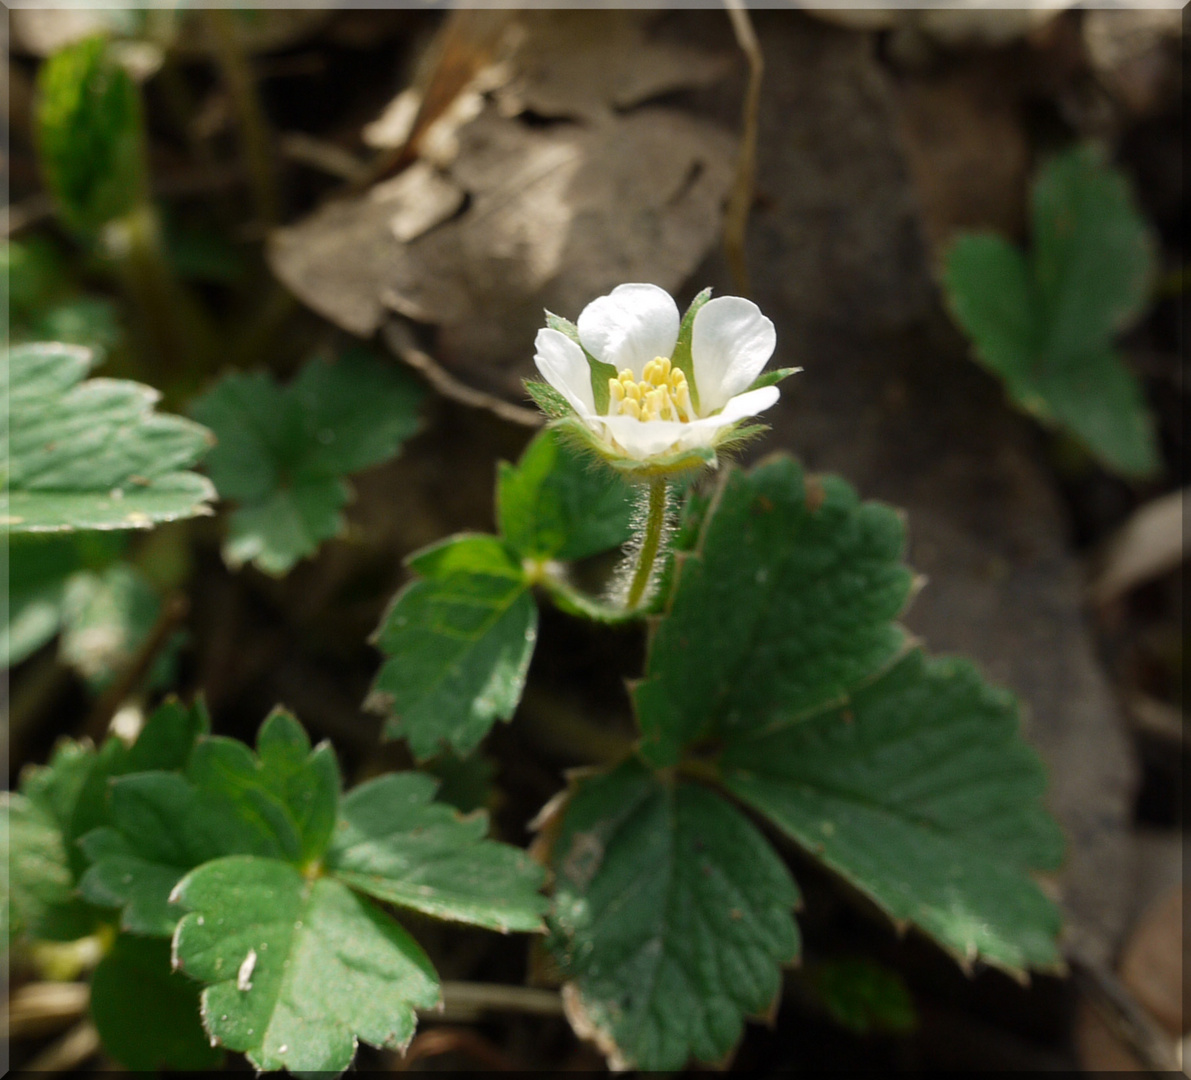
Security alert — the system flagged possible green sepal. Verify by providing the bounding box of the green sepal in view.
[747,366,801,392]
[524,379,572,420]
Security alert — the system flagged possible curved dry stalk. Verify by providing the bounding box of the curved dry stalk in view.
[723,0,763,297]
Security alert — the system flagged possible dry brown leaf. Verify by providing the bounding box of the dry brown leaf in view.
[1090,487,1186,606]
[1120,886,1185,1038]
[1084,9,1182,118]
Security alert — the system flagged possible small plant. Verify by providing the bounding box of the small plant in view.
[943,144,1159,478]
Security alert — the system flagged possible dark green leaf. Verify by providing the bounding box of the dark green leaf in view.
[91,934,222,1069]
[722,650,1064,976]
[190,352,423,575]
[125,697,210,773]
[173,855,440,1074]
[2,343,215,533]
[36,36,147,234]
[806,958,917,1035]
[369,536,537,760]
[497,428,634,562]
[327,772,547,932]
[635,456,912,766]
[547,760,800,1071]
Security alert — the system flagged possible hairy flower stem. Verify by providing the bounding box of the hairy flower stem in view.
[625,477,669,611]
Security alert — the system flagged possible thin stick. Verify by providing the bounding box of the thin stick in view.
[625,478,668,611]
[24,1020,100,1072]
[4,982,89,1038]
[436,981,564,1020]
[723,0,763,296]
[206,9,280,225]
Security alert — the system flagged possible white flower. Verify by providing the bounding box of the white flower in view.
[533,284,787,470]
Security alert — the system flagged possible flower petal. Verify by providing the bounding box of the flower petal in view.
[678,385,781,448]
[691,296,776,414]
[577,284,680,379]
[599,416,690,460]
[534,328,596,417]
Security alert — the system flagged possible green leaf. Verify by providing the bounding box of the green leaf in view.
[369,536,538,760]
[2,343,216,533]
[942,146,1159,478]
[806,957,917,1035]
[721,650,1064,976]
[547,760,800,1071]
[58,563,159,690]
[634,456,913,767]
[670,287,711,411]
[36,36,148,234]
[125,697,210,773]
[327,772,547,933]
[497,428,634,562]
[91,934,222,1069]
[1032,145,1156,360]
[172,855,441,1074]
[186,709,340,867]
[3,534,80,667]
[189,351,423,575]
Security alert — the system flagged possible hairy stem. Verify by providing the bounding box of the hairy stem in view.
[625,477,669,611]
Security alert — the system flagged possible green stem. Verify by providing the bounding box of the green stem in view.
[206,9,280,226]
[625,477,668,611]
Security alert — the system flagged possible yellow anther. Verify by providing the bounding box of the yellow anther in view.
[621,397,642,420]
[606,358,695,423]
[609,378,625,403]
[625,381,642,402]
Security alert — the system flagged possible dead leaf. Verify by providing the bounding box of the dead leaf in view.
[1083,9,1182,118]
[1090,487,1186,606]
[1120,886,1185,1037]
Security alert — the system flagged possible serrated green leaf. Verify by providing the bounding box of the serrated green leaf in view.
[190,352,423,576]
[635,456,912,767]
[36,36,148,234]
[327,772,546,933]
[91,934,222,1070]
[942,146,1159,478]
[173,855,440,1074]
[187,709,340,867]
[58,563,159,690]
[2,343,215,533]
[547,760,800,1071]
[497,428,634,563]
[722,650,1064,976]
[125,697,210,773]
[369,536,538,760]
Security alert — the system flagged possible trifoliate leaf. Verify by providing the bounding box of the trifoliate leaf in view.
[58,563,159,690]
[327,772,547,932]
[172,855,441,1074]
[368,535,538,760]
[546,760,800,1072]
[36,35,147,234]
[497,428,634,563]
[186,709,340,867]
[722,650,1064,976]
[91,934,222,1069]
[943,145,1159,477]
[2,343,215,532]
[635,456,913,767]
[189,350,423,575]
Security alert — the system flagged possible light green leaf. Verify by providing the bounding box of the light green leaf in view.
[2,343,215,533]
[36,35,147,234]
[58,563,159,690]
[327,772,547,933]
[173,855,441,1074]
[369,536,538,760]
[722,650,1064,976]
[634,456,913,767]
[547,760,800,1071]
[91,934,222,1069]
[497,428,634,562]
[186,709,340,868]
[189,351,423,575]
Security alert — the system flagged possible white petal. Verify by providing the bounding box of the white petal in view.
[599,416,690,460]
[534,328,596,417]
[577,284,680,379]
[678,385,781,448]
[691,296,776,414]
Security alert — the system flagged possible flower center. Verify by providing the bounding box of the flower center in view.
[607,357,693,423]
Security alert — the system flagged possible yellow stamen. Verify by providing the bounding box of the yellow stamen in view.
[606,357,694,423]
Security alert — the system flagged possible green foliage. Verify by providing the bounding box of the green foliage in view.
[58,563,160,690]
[189,350,423,575]
[806,958,917,1035]
[36,36,148,235]
[369,535,538,760]
[173,857,440,1073]
[3,535,83,667]
[90,934,222,1069]
[2,343,216,533]
[327,772,547,932]
[669,287,711,410]
[547,760,801,1071]
[944,145,1159,476]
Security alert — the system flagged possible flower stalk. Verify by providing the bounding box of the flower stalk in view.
[624,477,669,611]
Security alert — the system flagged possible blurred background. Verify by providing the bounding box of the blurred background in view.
[4,4,1185,1072]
